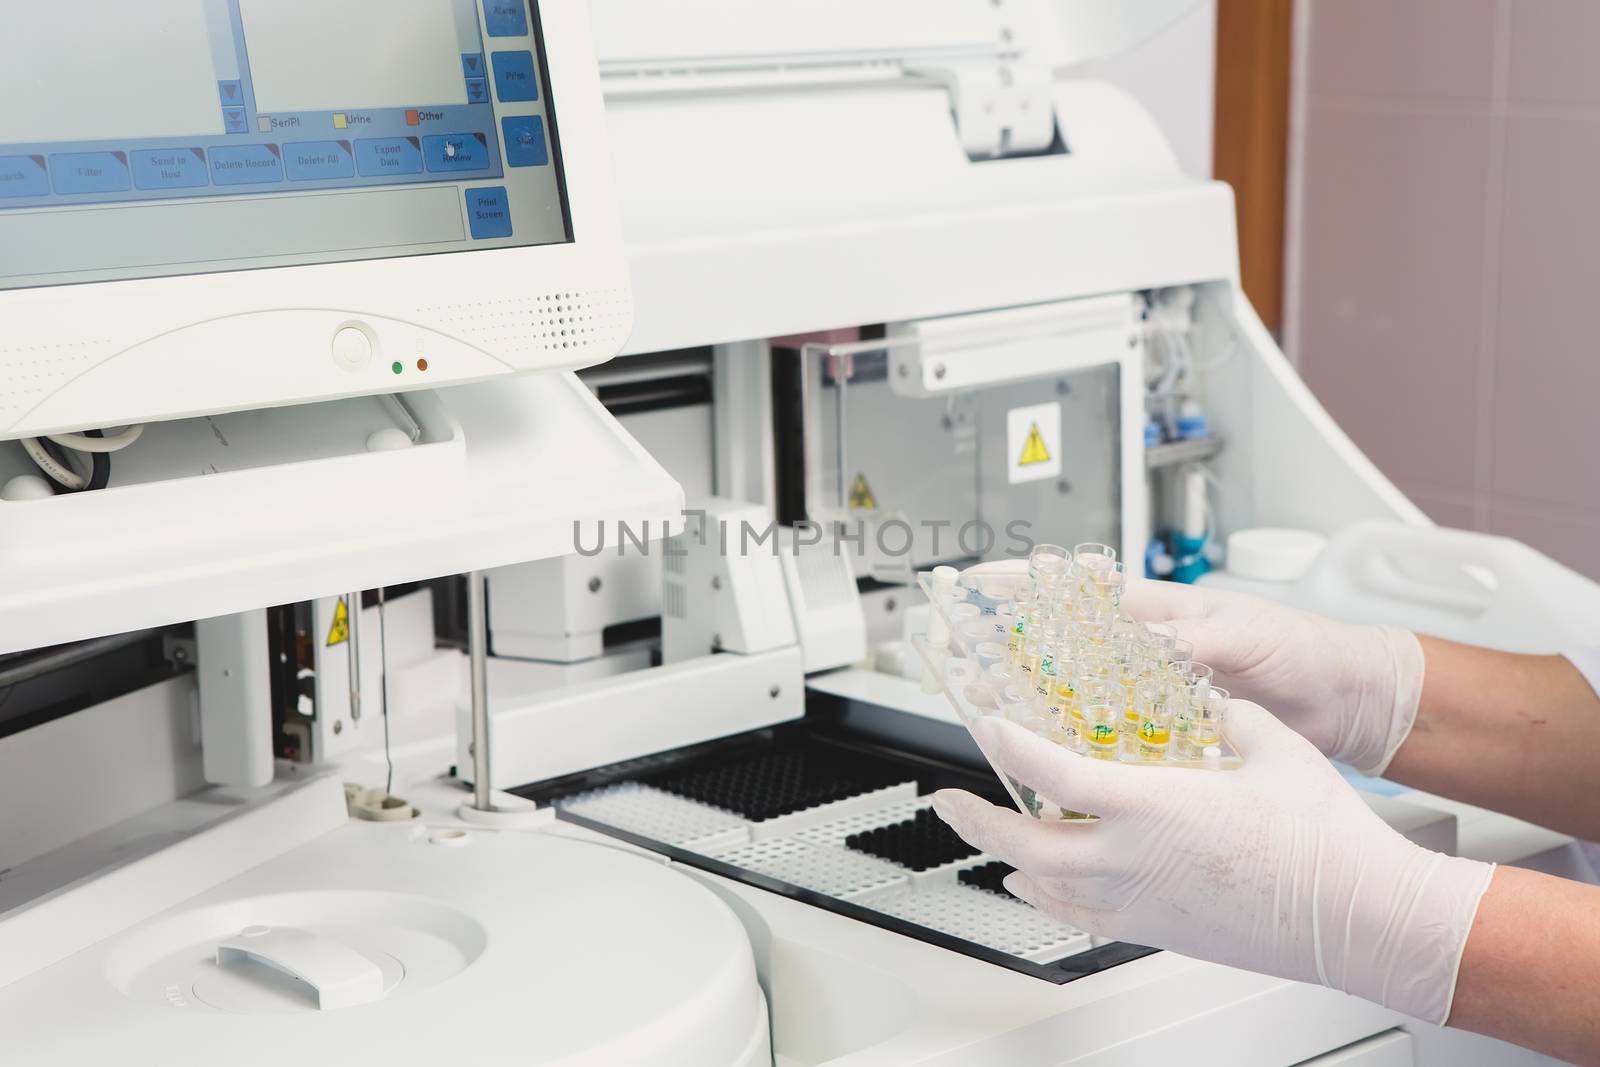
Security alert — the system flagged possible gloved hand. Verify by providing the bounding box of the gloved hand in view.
[1120,579,1424,775]
[933,707,1494,1025]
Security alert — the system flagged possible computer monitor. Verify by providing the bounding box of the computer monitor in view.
[0,0,630,440]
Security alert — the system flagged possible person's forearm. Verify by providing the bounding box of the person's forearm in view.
[1382,636,1600,839]
[1449,866,1600,1064]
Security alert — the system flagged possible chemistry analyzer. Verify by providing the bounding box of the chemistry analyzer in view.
[0,2,1595,1066]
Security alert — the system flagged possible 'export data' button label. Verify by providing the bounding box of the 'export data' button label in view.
[355,137,423,177]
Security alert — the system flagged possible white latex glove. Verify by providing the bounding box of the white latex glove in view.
[1120,579,1424,776]
[933,707,1494,1025]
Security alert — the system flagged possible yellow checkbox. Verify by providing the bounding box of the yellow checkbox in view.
[257,116,272,132]
[333,113,348,129]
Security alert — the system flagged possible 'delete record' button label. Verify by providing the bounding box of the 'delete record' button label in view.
[210,144,284,185]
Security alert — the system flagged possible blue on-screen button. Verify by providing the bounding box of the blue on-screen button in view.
[491,50,538,102]
[501,116,547,167]
[355,137,423,177]
[466,186,512,239]
[284,140,354,181]
[210,144,283,185]
[483,0,528,36]
[462,53,485,77]
[0,155,49,198]
[422,133,490,172]
[51,151,131,194]
[132,148,209,190]
[466,77,489,104]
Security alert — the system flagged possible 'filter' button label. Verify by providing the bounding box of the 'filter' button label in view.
[50,151,131,194]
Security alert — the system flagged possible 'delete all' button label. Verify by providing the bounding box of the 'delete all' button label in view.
[284,140,355,181]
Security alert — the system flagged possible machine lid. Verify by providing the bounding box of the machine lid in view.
[590,0,1208,78]
[1039,0,1212,73]
[0,825,767,1066]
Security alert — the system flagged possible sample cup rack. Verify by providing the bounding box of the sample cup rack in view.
[914,567,1243,820]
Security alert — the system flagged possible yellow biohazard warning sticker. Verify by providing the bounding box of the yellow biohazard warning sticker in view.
[1007,402,1062,484]
[326,598,350,647]
[1018,423,1052,466]
[848,472,878,511]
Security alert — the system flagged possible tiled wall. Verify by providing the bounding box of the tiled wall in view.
[1287,0,1600,577]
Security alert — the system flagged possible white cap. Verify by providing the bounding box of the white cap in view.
[1,475,54,501]
[1224,528,1328,583]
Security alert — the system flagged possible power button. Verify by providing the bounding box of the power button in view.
[332,325,374,371]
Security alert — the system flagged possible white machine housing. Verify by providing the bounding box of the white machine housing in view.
[5,3,1598,1067]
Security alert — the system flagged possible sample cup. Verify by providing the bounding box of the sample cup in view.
[1028,544,1070,586]
[1083,703,1120,759]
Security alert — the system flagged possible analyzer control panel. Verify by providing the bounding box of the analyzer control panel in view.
[0,0,571,290]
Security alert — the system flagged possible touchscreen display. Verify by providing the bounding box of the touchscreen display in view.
[0,0,571,290]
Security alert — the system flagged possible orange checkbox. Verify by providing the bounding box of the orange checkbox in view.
[405,110,420,126]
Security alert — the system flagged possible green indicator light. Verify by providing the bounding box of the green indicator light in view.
[391,361,403,375]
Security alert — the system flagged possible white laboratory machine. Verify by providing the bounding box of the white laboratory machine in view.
[0,2,1594,1066]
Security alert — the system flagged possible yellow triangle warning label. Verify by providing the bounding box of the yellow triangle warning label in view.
[848,472,878,511]
[326,598,350,647]
[1018,422,1052,466]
